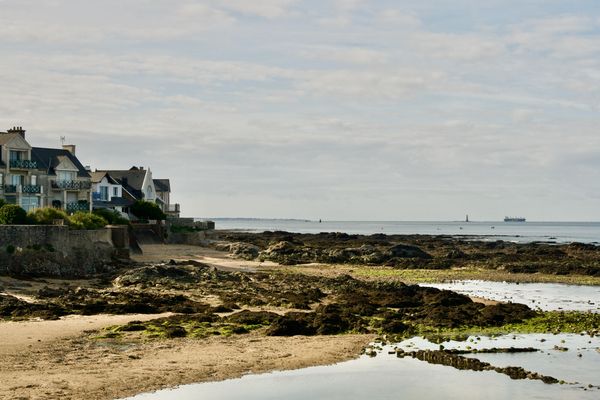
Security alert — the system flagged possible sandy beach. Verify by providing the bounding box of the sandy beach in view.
[0,244,373,400]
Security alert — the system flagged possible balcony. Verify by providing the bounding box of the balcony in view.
[66,201,90,213]
[52,180,92,190]
[10,159,38,169]
[3,184,17,193]
[22,185,41,194]
[167,203,181,213]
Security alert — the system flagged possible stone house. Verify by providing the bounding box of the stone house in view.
[0,127,92,212]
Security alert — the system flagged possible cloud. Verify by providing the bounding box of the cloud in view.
[298,46,388,64]
[1,1,600,219]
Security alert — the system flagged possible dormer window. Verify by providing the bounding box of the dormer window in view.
[10,150,23,161]
[57,171,76,182]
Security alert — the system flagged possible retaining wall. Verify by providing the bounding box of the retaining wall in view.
[0,225,128,277]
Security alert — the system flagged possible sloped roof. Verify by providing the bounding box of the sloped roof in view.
[153,179,171,192]
[0,132,22,145]
[95,168,147,200]
[90,171,120,184]
[31,147,91,178]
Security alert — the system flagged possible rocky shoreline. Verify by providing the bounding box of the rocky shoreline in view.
[217,231,600,276]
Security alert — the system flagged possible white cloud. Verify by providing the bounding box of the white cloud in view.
[299,46,388,64]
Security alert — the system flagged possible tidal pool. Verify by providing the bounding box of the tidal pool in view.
[419,280,600,312]
[125,334,600,400]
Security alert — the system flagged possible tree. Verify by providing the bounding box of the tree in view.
[130,200,166,221]
[28,207,70,225]
[68,212,108,230]
[93,208,129,225]
[0,204,29,225]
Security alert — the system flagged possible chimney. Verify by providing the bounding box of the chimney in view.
[7,126,26,138]
[63,144,76,155]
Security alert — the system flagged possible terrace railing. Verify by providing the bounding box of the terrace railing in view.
[3,184,17,193]
[22,185,41,194]
[66,202,90,213]
[52,180,92,190]
[9,159,37,169]
[167,203,181,213]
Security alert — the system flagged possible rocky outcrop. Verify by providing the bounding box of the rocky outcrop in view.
[216,231,600,275]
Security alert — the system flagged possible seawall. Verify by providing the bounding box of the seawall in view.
[0,225,128,277]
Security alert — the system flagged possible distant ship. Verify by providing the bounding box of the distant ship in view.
[504,216,526,222]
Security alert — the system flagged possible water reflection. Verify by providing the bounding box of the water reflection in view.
[125,334,600,400]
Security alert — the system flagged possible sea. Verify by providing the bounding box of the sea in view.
[201,219,600,244]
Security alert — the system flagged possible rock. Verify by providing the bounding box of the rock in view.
[229,242,260,260]
[385,244,432,259]
[226,310,280,325]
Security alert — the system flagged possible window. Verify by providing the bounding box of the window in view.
[10,174,23,186]
[31,175,37,186]
[113,187,119,197]
[9,150,22,161]
[20,196,40,212]
[0,173,3,184]
[100,186,109,201]
[57,171,76,182]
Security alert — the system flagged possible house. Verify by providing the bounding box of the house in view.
[32,145,92,212]
[93,167,181,218]
[153,178,180,217]
[0,127,92,212]
[94,166,159,206]
[90,171,132,216]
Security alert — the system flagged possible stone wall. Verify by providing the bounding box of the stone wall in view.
[0,225,124,277]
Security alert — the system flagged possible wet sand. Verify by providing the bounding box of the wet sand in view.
[0,325,370,400]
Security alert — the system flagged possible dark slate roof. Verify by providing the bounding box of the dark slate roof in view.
[153,179,171,192]
[31,147,91,178]
[95,168,147,200]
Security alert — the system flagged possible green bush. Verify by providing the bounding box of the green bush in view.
[0,199,6,208]
[6,245,15,254]
[28,207,70,225]
[0,204,29,225]
[130,200,166,221]
[93,208,129,225]
[68,212,108,230]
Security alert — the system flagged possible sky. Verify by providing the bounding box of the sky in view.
[1,0,600,221]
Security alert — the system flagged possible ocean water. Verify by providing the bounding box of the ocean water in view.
[204,219,600,244]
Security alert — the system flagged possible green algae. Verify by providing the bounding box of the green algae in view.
[406,311,600,340]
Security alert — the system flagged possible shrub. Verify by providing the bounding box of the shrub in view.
[93,208,129,225]
[68,212,108,230]
[0,199,6,208]
[6,245,15,254]
[28,207,70,225]
[130,200,166,221]
[0,204,29,225]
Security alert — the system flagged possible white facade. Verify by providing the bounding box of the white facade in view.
[92,176,122,202]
